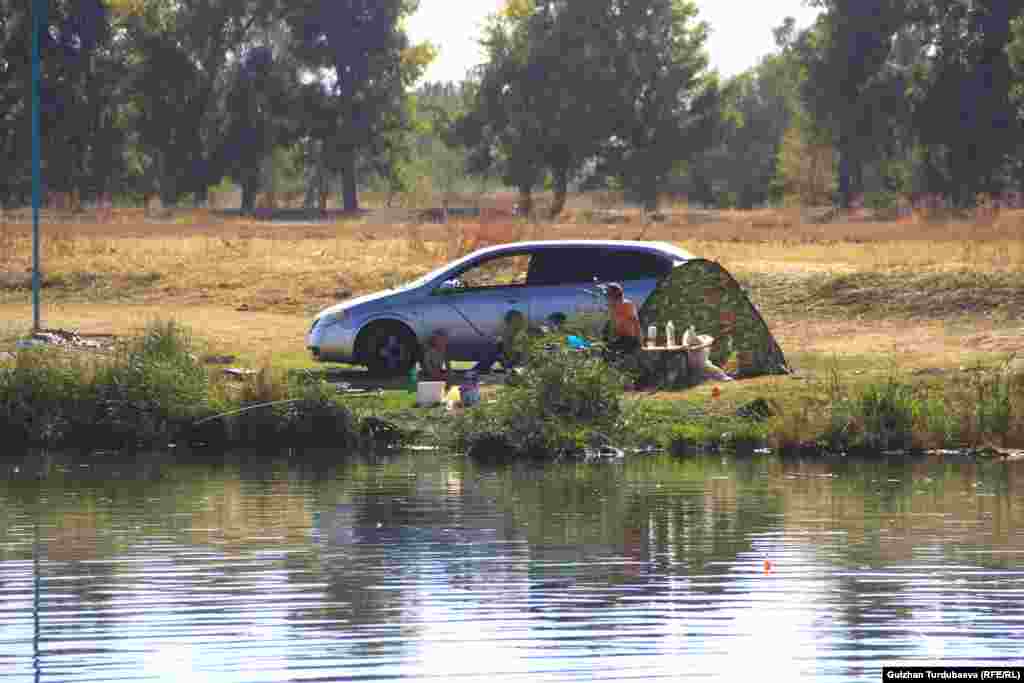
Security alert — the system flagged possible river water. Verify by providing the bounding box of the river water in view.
[0,449,1022,682]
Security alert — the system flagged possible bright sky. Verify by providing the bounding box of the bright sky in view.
[406,0,822,85]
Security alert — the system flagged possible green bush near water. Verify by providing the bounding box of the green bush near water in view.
[775,360,1024,454]
[4,318,1021,458]
[0,321,211,448]
[0,320,371,450]
[450,335,628,459]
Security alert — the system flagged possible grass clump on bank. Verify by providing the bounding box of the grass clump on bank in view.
[0,321,209,449]
[766,359,1024,455]
[0,320,384,451]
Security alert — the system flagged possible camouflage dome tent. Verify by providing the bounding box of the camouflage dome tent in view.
[639,259,790,378]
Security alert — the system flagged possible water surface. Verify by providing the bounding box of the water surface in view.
[1,450,1022,681]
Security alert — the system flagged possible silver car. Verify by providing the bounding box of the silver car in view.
[307,240,694,374]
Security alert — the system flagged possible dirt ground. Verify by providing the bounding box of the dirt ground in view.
[2,205,1023,373]
[4,301,1020,375]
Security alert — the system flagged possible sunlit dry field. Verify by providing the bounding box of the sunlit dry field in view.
[2,200,1023,367]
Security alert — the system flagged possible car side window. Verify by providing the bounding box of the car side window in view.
[599,250,672,282]
[527,248,605,285]
[453,254,531,289]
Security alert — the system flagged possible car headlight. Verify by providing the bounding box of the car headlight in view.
[319,310,351,329]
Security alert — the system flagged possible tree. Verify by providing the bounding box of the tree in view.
[410,81,479,199]
[219,44,299,212]
[688,47,799,209]
[450,7,547,215]
[456,0,721,216]
[799,0,909,209]
[775,116,836,205]
[910,0,1024,206]
[121,0,280,207]
[598,0,722,212]
[283,0,431,212]
[0,0,122,206]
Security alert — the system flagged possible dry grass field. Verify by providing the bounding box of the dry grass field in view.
[2,201,1023,371]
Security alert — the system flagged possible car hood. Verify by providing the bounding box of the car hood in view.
[314,285,417,320]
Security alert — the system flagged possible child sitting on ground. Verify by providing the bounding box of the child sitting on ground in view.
[472,310,531,374]
[421,329,450,381]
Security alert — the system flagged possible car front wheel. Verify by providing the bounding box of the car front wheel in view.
[358,321,418,376]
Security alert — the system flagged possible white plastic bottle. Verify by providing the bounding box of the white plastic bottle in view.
[665,320,675,348]
[647,324,657,347]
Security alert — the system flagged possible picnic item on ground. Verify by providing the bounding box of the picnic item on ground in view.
[416,381,445,406]
[460,371,481,407]
[444,385,462,411]
[567,335,591,350]
[407,362,419,392]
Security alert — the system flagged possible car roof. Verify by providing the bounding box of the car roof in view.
[467,240,695,262]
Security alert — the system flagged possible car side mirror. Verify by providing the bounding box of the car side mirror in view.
[434,278,463,295]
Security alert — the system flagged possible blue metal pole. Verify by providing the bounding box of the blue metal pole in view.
[31,0,42,332]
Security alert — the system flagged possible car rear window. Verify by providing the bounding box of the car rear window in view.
[599,250,672,282]
[527,248,606,285]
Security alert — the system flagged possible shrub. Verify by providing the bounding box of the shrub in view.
[0,320,209,447]
[856,378,918,451]
[863,191,900,210]
[915,394,961,449]
[0,348,95,446]
[97,319,208,420]
[967,367,1016,447]
[667,423,715,456]
[451,337,626,459]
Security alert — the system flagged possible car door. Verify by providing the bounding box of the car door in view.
[431,252,531,360]
[525,247,608,332]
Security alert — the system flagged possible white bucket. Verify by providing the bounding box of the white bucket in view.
[416,381,446,406]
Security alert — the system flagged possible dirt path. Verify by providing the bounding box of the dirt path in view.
[3,303,1020,371]
[770,316,1024,369]
[0,303,308,358]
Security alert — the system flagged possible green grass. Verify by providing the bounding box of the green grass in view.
[4,318,1022,458]
[0,319,411,451]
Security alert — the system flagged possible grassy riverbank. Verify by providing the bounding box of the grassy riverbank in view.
[0,320,412,452]
[444,331,1024,460]
[2,202,1024,457]
[3,318,1021,459]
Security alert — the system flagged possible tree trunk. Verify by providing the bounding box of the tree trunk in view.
[639,172,659,213]
[193,181,209,208]
[303,139,325,211]
[517,186,533,218]
[837,142,852,209]
[240,177,257,215]
[318,156,329,215]
[157,150,179,208]
[340,146,358,213]
[548,166,569,219]
[318,185,329,214]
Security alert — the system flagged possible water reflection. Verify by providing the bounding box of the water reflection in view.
[0,450,1021,681]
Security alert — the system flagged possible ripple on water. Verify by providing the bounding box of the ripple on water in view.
[0,453,1022,681]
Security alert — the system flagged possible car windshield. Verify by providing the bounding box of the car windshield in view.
[402,251,485,289]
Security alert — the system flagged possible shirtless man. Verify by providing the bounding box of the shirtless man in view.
[605,282,642,354]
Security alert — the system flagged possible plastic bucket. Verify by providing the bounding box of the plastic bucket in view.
[416,381,446,406]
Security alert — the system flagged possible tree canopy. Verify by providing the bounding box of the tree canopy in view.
[451,0,720,216]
